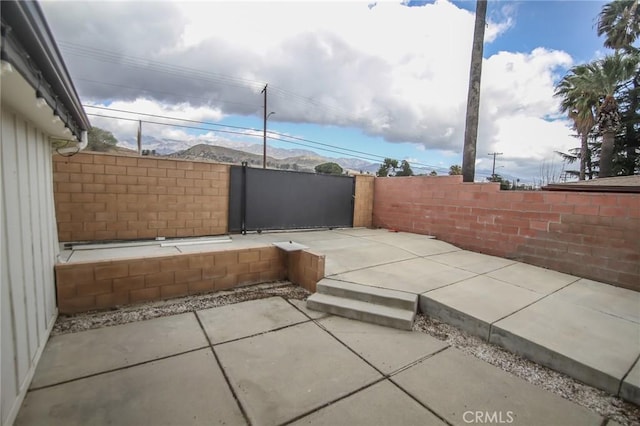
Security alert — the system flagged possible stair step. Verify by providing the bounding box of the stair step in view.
[307,293,415,330]
[317,279,418,312]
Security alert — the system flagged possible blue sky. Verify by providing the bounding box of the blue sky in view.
[44,0,612,181]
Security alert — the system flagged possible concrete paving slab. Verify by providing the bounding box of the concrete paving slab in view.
[332,228,390,237]
[333,258,477,294]
[197,296,309,344]
[490,295,640,396]
[215,321,382,426]
[487,262,578,295]
[318,315,448,374]
[31,313,208,389]
[364,234,460,257]
[552,279,640,324]
[16,349,245,426]
[428,250,516,274]
[392,348,603,426]
[620,358,640,405]
[290,379,446,426]
[321,241,416,276]
[420,276,542,340]
[289,298,330,320]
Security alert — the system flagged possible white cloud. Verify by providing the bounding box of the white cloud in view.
[42,0,575,176]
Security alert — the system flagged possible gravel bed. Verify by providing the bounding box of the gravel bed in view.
[413,314,640,426]
[53,286,638,425]
[52,281,309,336]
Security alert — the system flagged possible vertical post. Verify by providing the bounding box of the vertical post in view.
[262,84,268,169]
[488,152,503,181]
[241,162,247,235]
[462,0,488,182]
[137,120,142,155]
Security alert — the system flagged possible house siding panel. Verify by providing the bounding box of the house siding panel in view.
[1,108,59,426]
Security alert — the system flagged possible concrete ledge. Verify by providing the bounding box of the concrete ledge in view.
[489,325,622,396]
[620,360,640,405]
[419,295,491,340]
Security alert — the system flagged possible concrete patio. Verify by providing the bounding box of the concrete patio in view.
[16,228,639,425]
[17,296,608,425]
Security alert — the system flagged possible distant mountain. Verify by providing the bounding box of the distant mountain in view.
[113,135,381,174]
[168,144,322,173]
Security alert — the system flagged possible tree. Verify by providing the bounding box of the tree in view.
[395,160,414,176]
[556,54,637,177]
[377,158,398,177]
[314,162,343,175]
[597,0,639,52]
[462,0,488,182]
[448,165,462,175]
[554,64,597,180]
[486,174,511,190]
[87,126,118,152]
[429,170,438,176]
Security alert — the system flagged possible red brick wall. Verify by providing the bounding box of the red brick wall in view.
[373,175,640,291]
[53,152,229,242]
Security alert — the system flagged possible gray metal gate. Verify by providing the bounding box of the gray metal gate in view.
[229,164,354,233]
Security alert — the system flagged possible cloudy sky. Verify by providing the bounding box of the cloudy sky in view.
[42,0,608,182]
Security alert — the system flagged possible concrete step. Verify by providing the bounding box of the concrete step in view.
[306,293,415,330]
[317,279,418,312]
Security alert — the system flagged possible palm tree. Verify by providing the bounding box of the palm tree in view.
[597,0,639,52]
[462,0,488,182]
[557,54,637,177]
[597,1,640,175]
[554,65,597,180]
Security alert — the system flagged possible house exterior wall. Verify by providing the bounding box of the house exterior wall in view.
[53,152,230,242]
[1,107,59,426]
[373,175,640,291]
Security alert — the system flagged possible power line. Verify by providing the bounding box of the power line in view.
[59,41,265,92]
[84,105,446,170]
[76,78,261,110]
[59,41,362,122]
[87,112,386,163]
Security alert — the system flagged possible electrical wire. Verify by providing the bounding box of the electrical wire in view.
[84,105,449,171]
[76,78,262,110]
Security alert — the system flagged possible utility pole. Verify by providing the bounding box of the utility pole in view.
[262,84,268,169]
[488,152,503,181]
[137,120,142,155]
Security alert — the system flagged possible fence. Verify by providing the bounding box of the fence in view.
[373,175,639,291]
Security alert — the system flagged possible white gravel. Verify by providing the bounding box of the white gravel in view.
[413,314,640,426]
[53,285,639,425]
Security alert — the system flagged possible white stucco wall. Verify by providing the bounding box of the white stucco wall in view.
[1,106,59,426]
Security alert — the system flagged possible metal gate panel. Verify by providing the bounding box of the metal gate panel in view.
[229,166,354,232]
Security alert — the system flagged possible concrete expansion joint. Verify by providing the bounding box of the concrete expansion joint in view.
[193,311,252,426]
[487,278,580,335]
[618,353,640,396]
[28,346,209,393]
